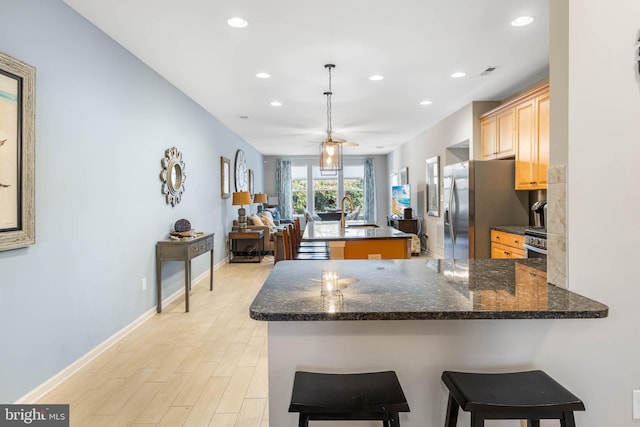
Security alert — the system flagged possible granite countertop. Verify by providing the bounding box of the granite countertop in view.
[249,259,608,321]
[490,225,530,235]
[303,220,410,241]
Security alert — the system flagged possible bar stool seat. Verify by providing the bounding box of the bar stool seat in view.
[441,370,585,427]
[289,371,410,427]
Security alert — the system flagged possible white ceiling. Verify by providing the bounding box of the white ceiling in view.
[62,0,549,157]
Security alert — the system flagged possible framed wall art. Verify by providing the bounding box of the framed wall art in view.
[221,156,231,199]
[0,52,35,251]
[248,169,254,196]
[426,156,440,217]
[399,167,409,185]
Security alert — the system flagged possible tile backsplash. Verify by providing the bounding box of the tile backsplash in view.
[547,164,567,288]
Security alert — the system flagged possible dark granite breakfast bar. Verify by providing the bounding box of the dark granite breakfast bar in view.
[250,259,608,321]
[250,259,608,427]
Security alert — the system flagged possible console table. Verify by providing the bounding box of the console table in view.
[156,232,214,313]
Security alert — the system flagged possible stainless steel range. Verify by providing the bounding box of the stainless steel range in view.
[524,227,547,258]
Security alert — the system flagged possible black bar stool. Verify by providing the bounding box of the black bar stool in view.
[289,371,410,427]
[441,370,585,427]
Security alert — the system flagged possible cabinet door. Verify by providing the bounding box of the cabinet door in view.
[515,99,535,190]
[534,94,550,189]
[480,115,497,160]
[496,107,515,158]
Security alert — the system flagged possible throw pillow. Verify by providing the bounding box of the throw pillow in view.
[261,210,277,228]
[251,214,264,227]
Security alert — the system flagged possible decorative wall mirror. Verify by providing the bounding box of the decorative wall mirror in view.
[160,146,186,206]
[426,156,440,217]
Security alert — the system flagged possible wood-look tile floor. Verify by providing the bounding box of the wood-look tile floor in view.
[37,252,434,427]
[38,257,275,427]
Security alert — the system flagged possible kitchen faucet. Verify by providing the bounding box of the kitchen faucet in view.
[340,195,354,231]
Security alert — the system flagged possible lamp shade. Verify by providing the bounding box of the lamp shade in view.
[253,193,267,204]
[232,191,252,206]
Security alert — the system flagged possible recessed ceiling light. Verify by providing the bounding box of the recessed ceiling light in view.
[376,146,384,149]
[270,101,282,107]
[227,17,248,28]
[239,115,249,119]
[420,100,433,106]
[511,16,534,27]
[450,72,466,79]
[256,72,270,79]
[369,75,384,81]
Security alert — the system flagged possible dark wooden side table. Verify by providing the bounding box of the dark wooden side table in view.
[229,229,264,263]
[156,232,214,313]
[392,218,419,234]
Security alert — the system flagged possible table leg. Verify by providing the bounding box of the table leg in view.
[185,260,190,312]
[156,252,162,313]
[209,249,214,291]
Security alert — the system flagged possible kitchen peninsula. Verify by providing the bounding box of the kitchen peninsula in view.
[303,220,412,259]
[250,259,607,427]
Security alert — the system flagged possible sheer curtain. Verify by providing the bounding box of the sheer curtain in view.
[363,158,376,223]
[276,159,292,220]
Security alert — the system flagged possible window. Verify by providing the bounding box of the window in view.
[291,166,307,214]
[313,166,338,212]
[342,165,364,213]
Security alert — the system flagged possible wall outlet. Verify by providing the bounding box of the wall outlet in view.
[633,390,640,420]
[141,277,147,291]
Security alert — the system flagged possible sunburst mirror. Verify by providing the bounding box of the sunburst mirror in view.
[160,146,186,206]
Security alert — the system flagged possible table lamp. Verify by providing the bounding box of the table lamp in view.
[232,191,252,231]
[253,193,267,213]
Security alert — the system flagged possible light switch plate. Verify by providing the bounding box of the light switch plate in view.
[633,390,640,420]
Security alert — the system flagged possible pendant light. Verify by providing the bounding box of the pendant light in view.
[320,64,342,175]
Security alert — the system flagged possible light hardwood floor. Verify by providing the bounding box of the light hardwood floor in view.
[38,257,275,427]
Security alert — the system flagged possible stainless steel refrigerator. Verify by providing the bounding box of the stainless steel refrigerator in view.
[443,160,529,259]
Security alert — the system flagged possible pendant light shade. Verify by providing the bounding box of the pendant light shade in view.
[319,64,343,173]
[320,139,342,175]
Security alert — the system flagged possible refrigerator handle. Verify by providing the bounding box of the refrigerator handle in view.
[449,176,456,245]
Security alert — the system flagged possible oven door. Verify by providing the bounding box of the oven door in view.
[523,243,547,259]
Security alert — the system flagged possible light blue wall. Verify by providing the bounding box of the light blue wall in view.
[0,0,263,402]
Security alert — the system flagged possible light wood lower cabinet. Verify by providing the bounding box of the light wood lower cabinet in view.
[490,230,525,259]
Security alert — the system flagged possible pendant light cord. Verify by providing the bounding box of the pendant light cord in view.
[325,64,335,141]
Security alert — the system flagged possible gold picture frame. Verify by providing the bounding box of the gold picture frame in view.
[221,156,231,199]
[0,51,35,251]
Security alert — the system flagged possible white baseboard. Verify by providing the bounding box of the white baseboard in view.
[15,264,224,404]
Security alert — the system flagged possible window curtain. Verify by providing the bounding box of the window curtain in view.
[363,158,376,222]
[276,159,293,220]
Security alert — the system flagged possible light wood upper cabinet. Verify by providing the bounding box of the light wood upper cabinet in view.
[481,108,515,160]
[480,82,550,190]
[515,90,549,190]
